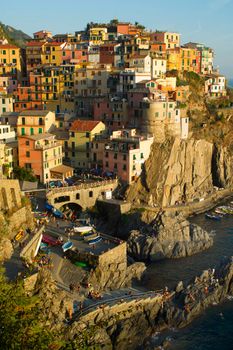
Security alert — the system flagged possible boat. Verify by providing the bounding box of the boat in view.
[15,230,24,241]
[74,261,88,267]
[88,236,102,245]
[84,233,98,241]
[40,242,50,252]
[73,226,93,234]
[42,234,62,246]
[215,208,227,215]
[62,241,73,252]
[205,213,221,221]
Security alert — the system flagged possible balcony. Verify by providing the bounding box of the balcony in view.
[35,141,62,150]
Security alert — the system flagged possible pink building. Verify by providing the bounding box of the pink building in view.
[92,129,153,183]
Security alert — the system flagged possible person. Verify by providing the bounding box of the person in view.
[69,283,74,293]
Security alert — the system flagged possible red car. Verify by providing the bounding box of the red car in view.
[42,234,63,246]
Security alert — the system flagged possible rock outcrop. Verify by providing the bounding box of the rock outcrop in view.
[127,211,213,261]
[67,256,233,350]
[127,137,233,207]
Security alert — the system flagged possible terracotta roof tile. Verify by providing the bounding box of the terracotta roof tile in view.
[0,44,19,49]
[70,120,102,132]
[26,41,45,47]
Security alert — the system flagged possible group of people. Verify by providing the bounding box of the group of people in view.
[87,289,102,300]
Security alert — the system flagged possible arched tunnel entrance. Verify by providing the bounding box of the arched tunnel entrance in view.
[59,203,83,220]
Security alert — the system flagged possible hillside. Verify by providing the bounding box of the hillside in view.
[0,22,31,47]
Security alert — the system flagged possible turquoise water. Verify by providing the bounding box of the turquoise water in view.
[145,204,233,349]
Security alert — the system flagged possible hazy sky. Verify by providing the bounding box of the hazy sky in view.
[1,0,233,77]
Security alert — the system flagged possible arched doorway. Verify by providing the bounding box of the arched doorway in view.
[60,203,83,220]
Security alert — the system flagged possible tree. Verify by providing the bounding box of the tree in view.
[0,267,62,349]
[13,166,37,182]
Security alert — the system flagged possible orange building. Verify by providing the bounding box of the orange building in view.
[18,133,63,183]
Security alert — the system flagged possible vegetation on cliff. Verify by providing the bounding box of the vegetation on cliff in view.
[0,22,31,47]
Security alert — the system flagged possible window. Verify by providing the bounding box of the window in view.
[72,152,75,157]
[71,132,75,137]
[39,128,43,134]
[12,59,17,63]
[72,142,75,149]
[86,132,90,138]
[52,55,55,60]
[2,98,5,104]
[76,193,80,200]
[140,153,144,159]
[133,154,136,160]
[86,152,89,158]
[26,151,30,157]
[133,165,136,171]
[21,128,25,136]
[155,112,159,117]
[114,153,117,159]
[22,117,25,125]
[114,163,117,170]
[26,140,30,146]
[30,128,34,135]
[123,164,127,171]
[123,154,127,161]
[89,191,93,198]
[105,152,109,158]
[105,161,109,167]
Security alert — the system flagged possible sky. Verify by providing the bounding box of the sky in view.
[1,0,233,77]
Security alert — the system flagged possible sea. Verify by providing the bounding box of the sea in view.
[144,201,233,350]
[228,79,233,88]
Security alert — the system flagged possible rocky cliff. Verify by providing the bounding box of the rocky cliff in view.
[67,256,233,350]
[127,137,233,207]
[127,211,213,261]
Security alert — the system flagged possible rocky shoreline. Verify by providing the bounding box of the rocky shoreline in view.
[127,211,213,261]
[66,256,233,350]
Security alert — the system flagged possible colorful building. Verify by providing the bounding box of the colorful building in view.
[205,75,227,98]
[98,129,153,183]
[0,94,14,114]
[18,133,63,183]
[151,32,180,49]
[68,120,106,169]
[0,44,21,80]
[17,110,56,137]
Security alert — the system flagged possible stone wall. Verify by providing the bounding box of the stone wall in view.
[0,179,22,211]
[8,206,35,239]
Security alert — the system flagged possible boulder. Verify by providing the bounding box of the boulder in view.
[127,212,213,261]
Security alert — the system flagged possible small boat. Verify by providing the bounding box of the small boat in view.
[215,208,226,215]
[205,213,221,221]
[88,236,102,245]
[73,226,93,234]
[74,261,88,267]
[84,233,98,241]
[62,241,73,252]
[15,230,24,241]
[42,234,62,246]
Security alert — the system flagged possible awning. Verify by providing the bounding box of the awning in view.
[50,165,74,180]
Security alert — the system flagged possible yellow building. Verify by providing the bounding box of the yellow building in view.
[166,48,180,71]
[89,27,108,45]
[41,42,66,66]
[0,44,21,79]
[0,141,18,178]
[180,47,198,72]
[68,120,106,169]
